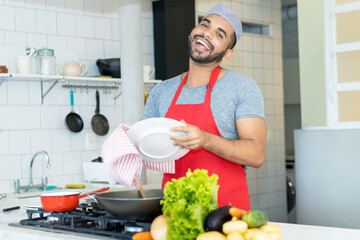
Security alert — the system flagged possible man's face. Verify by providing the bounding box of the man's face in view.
[188,14,234,64]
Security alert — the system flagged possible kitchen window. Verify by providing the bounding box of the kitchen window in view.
[324,0,360,128]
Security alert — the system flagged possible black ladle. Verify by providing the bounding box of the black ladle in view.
[91,90,109,136]
[65,90,84,133]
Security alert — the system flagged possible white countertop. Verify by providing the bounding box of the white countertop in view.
[1,186,360,240]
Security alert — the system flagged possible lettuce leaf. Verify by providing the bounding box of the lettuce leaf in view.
[161,169,219,240]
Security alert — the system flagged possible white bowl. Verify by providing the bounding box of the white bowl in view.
[127,118,190,162]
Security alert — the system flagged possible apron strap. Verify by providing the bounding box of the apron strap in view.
[170,67,220,106]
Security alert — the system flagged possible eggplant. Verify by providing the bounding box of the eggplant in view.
[204,205,232,232]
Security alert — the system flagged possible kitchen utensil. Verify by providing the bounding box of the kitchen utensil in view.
[94,189,163,221]
[91,157,102,162]
[0,193,7,199]
[96,58,121,78]
[66,184,85,189]
[143,65,155,81]
[0,65,8,73]
[134,176,146,198]
[36,48,56,75]
[91,90,109,136]
[3,206,20,212]
[65,90,84,133]
[58,60,88,77]
[40,187,110,212]
[16,55,31,74]
[126,118,189,162]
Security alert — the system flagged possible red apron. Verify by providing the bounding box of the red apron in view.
[163,67,250,210]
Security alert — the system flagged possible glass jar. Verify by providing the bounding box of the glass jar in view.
[36,48,56,75]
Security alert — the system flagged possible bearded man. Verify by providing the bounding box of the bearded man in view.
[143,2,266,210]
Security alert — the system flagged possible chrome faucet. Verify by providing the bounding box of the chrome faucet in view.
[14,150,51,194]
[29,150,51,186]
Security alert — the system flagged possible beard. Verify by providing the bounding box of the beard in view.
[188,35,228,64]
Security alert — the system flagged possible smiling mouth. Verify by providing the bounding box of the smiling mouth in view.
[193,36,213,52]
[196,39,210,50]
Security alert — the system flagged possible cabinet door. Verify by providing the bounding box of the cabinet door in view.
[153,0,195,80]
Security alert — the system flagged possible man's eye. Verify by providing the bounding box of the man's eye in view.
[217,33,223,39]
[201,23,208,28]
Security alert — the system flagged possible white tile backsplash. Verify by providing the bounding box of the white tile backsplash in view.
[85,38,103,60]
[27,33,48,49]
[5,31,26,47]
[0,106,20,129]
[67,37,86,59]
[15,8,36,32]
[48,35,67,50]
[0,6,15,31]
[26,0,46,9]
[51,129,71,152]
[9,130,31,154]
[36,10,57,34]
[30,130,52,153]
[20,106,41,129]
[62,151,82,174]
[56,13,76,36]
[76,15,94,38]
[0,131,9,155]
[0,155,22,180]
[104,40,120,58]
[94,17,112,40]
[40,106,61,129]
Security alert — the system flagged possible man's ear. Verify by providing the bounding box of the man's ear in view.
[222,49,234,61]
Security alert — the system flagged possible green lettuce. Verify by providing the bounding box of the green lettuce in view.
[161,169,219,240]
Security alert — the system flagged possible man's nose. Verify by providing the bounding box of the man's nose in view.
[203,29,214,40]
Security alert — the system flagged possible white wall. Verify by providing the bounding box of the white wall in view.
[0,0,154,192]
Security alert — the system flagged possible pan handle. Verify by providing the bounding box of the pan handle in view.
[95,90,100,114]
[70,90,74,110]
[79,187,110,199]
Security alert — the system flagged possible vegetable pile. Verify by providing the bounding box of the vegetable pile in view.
[199,206,281,240]
[161,169,219,240]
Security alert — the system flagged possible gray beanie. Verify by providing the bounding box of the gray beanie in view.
[203,2,242,43]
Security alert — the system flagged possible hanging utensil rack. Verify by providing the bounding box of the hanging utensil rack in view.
[0,73,122,103]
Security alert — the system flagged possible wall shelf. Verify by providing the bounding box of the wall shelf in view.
[0,73,162,103]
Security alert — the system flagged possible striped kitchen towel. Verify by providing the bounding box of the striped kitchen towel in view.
[101,124,175,189]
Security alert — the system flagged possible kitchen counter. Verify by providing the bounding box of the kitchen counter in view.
[1,186,360,240]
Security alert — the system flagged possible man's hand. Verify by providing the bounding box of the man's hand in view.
[170,120,207,150]
[169,118,266,168]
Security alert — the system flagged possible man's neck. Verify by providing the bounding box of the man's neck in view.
[185,59,220,87]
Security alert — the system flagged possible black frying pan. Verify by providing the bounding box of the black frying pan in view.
[65,90,84,133]
[95,189,163,221]
[91,90,109,136]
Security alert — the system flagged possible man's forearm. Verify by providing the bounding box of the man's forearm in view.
[202,131,265,168]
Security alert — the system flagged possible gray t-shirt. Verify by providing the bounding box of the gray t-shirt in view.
[142,70,265,140]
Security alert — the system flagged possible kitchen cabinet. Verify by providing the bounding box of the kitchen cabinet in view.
[153,0,195,80]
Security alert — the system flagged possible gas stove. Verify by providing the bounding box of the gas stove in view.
[18,202,151,240]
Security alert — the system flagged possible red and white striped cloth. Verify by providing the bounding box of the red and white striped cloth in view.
[101,124,175,189]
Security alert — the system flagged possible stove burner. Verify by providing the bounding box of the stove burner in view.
[19,202,151,239]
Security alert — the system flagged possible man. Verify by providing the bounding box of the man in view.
[143,3,266,210]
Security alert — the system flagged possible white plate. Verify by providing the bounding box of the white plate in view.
[127,118,190,162]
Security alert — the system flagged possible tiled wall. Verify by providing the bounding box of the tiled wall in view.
[0,0,154,192]
[196,0,287,222]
